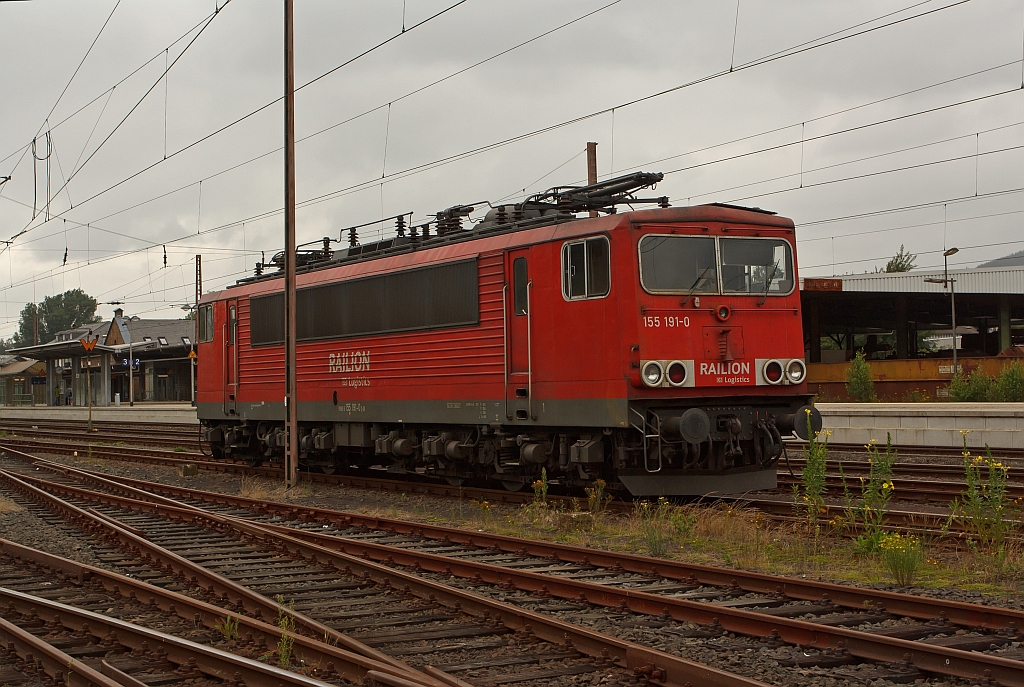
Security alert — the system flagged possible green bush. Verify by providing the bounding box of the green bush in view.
[948,369,993,402]
[948,362,1024,402]
[992,361,1024,402]
[845,351,876,402]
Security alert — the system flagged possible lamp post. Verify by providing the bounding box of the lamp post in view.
[925,247,960,375]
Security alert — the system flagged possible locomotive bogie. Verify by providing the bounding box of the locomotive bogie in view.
[197,202,818,496]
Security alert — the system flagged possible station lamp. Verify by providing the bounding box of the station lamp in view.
[924,247,960,374]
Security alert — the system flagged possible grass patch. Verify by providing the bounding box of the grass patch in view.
[239,475,273,500]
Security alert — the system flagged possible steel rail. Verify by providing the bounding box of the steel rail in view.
[0,468,438,687]
[0,438,610,510]
[0,538,435,686]
[785,457,1024,480]
[0,615,123,687]
[0,467,772,687]
[0,438,1000,531]
[776,472,1024,503]
[10,464,1024,686]
[23,453,1008,629]
[0,587,347,687]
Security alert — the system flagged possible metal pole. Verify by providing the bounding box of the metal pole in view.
[950,270,958,376]
[194,255,201,408]
[586,142,598,217]
[283,0,299,488]
[87,357,93,432]
[128,340,133,407]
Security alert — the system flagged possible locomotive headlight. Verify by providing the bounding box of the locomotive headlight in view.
[786,358,806,383]
[666,361,687,387]
[763,359,784,385]
[642,361,664,387]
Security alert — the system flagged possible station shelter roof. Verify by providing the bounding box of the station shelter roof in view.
[808,265,1024,294]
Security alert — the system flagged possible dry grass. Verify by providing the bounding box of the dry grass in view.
[239,475,275,500]
[0,494,22,514]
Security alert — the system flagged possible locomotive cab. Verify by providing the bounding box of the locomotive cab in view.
[614,207,821,495]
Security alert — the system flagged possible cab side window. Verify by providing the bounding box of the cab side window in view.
[562,236,610,300]
[513,258,529,315]
[198,305,215,342]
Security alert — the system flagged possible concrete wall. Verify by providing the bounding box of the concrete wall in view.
[0,403,198,425]
[817,402,1024,449]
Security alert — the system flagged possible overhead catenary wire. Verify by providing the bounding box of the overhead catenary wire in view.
[7,0,964,250]
[0,0,991,325]
[16,0,235,235]
[0,7,220,185]
[30,0,628,237]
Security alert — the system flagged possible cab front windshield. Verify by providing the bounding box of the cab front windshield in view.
[639,235,793,295]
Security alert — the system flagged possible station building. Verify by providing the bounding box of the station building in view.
[0,354,47,406]
[9,309,196,406]
[803,263,1024,400]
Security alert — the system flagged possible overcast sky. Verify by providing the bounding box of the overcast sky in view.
[1,0,1022,334]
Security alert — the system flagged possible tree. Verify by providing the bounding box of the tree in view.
[12,288,101,346]
[883,245,916,273]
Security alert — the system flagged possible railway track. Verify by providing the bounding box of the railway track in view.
[4,448,1024,686]
[0,539,396,687]
[0,435,994,535]
[0,419,198,447]
[0,454,764,687]
[0,427,1019,540]
[4,420,1017,510]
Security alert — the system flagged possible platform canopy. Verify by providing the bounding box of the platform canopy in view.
[801,265,1023,362]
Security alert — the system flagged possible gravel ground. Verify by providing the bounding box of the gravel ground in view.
[0,488,109,569]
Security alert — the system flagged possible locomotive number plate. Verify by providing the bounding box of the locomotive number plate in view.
[642,315,689,328]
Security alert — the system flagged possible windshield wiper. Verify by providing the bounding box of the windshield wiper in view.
[681,266,712,306]
[758,261,781,306]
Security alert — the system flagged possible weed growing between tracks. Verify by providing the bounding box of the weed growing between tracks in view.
[944,430,1023,579]
[841,435,896,553]
[275,596,295,668]
[879,532,924,586]
[0,493,22,513]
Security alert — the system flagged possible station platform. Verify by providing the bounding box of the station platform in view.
[0,403,198,425]
[817,402,1024,450]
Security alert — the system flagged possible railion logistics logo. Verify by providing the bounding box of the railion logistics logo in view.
[696,360,754,386]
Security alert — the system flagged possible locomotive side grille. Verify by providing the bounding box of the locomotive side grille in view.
[249,258,479,345]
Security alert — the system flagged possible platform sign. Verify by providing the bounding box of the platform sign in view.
[121,358,141,369]
[803,278,842,292]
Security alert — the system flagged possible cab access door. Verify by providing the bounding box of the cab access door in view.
[223,299,238,415]
[505,249,534,421]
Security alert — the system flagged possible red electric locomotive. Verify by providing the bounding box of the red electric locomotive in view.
[196,173,821,496]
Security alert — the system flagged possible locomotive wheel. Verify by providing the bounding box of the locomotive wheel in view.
[501,480,524,492]
[245,456,263,468]
[320,466,336,475]
[446,477,465,487]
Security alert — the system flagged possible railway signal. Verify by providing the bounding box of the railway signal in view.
[80,331,99,431]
